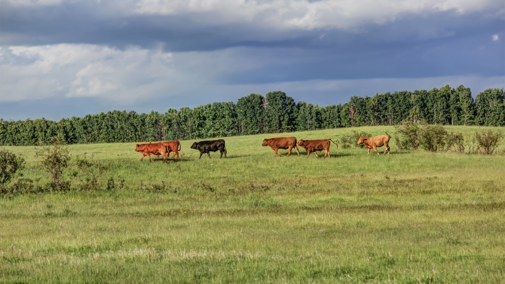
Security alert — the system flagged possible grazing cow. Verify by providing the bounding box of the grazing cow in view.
[262,137,300,157]
[190,139,227,159]
[357,133,391,155]
[297,139,338,158]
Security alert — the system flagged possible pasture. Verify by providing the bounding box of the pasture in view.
[1,126,505,283]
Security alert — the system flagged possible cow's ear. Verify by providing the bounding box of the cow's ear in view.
[136,144,139,147]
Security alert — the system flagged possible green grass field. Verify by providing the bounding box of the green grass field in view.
[1,126,505,283]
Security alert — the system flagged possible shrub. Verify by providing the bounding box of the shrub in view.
[474,130,503,155]
[445,132,465,153]
[418,124,447,152]
[0,149,26,184]
[35,137,71,191]
[394,120,422,150]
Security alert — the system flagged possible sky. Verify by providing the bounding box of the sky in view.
[0,0,504,121]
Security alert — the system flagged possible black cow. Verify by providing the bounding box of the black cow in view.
[190,139,227,159]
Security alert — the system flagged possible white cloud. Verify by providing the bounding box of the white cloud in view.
[1,43,503,110]
[492,34,499,41]
[1,0,66,6]
[135,0,503,30]
[0,44,174,103]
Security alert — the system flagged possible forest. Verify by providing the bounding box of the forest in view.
[0,84,504,146]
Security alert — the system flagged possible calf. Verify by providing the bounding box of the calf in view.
[190,139,227,159]
[262,137,300,157]
[297,139,338,158]
[357,133,391,155]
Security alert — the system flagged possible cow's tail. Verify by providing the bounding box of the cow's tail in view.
[178,141,181,151]
[330,139,339,149]
[294,138,300,151]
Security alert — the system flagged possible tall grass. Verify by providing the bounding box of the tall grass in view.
[1,126,504,283]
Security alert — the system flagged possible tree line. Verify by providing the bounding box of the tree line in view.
[0,85,503,146]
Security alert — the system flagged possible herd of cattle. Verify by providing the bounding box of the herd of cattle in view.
[135,133,391,162]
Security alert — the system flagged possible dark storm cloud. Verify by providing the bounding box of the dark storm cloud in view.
[3,1,503,84]
[0,0,503,121]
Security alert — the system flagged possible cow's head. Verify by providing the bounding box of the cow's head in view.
[135,144,143,152]
[190,142,198,149]
[262,139,269,146]
[357,137,366,145]
[297,139,305,146]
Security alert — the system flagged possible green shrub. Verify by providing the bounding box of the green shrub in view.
[445,132,465,153]
[0,149,25,184]
[418,124,447,152]
[35,137,71,191]
[394,120,422,150]
[474,130,503,155]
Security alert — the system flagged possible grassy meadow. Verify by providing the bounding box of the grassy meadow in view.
[1,126,505,283]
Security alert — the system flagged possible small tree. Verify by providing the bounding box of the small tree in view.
[0,149,26,184]
[475,131,503,155]
[36,137,71,190]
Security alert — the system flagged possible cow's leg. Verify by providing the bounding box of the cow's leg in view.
[367,148,371,155]
[274,148,280,157]
[313,151,319,158]
[373,146,380,155]
[207,152,211,159]
[199,152,203,159]
[306,150,311,159]
[295,146,300,156]
[326,150,330,158]
[147,153,152,162]
[220,150,223,159]
[287,146,292,157]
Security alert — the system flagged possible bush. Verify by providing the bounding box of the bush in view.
[474,130,503,155]
[445,132,465,153]
[0,149,26,184]
[418,124,447,152]
[35,137,71,191]
[395,120,472,153]
[394,120,422,150]
[395,120,448,152]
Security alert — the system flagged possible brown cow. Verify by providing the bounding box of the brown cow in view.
[135,142,168,162]
[297,139,338,158]
[262,137,300,157]
[135,140,181,162]
[161,140,181,159]
[357,133,391,155]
